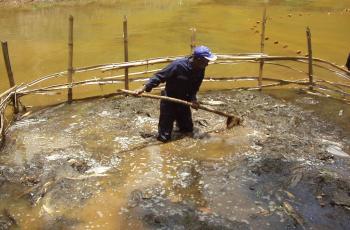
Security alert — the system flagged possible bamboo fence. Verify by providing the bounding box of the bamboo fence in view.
[1,14,350,146]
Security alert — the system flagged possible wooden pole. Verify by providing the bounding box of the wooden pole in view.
[0,112,4,147]
[123,15,129,90]
[346,53,350,71]
[258,8,267,90]
[67,15,74,103]
[1,41,18,113]
[190,27,196,53]
[306,27,313,90]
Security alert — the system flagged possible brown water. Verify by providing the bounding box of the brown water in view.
[0,0,350,105]
[0,1,350,229]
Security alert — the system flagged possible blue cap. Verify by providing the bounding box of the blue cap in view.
[193,46,217,61]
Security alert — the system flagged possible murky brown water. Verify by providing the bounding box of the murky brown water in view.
[1,1,350,229]
[1,0,350,105]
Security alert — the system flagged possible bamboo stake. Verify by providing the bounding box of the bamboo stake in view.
[1,41,19,114]
[1,42,15,87]
[190,27,196,53]
[67,15,74,104]
[0,111,4,147]
[119,89,241,129]
[306,27,313,90]
[123,15,129,90]
[258,8,267,90]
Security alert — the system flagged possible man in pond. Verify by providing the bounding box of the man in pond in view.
[135,45,217,142]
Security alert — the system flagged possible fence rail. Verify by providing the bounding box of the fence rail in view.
[1,13,350,147]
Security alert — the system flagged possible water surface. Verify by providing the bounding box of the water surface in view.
[0,0,349,105]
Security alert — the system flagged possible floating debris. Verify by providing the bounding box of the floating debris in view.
[338,110,343,116]
[326,145,349,158]
[283,202,305,228]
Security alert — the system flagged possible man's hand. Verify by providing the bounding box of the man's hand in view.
[191,100,200,110]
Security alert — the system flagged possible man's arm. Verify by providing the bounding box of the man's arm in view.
[136,62,178,94]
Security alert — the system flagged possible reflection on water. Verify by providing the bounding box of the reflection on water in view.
[0,0,349,106]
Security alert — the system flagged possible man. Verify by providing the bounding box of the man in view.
[136,45,217,142]
[346,53,350,71]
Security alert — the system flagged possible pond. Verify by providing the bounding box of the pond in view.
[0,0,349,106]
[0,1,350,229]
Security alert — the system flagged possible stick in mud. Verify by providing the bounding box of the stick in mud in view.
[283,201,306,229]
[1,41,19,114]
[123,15,129,90]
[258,7,267,90]
[67,15,74,104]
[306,27,314,90]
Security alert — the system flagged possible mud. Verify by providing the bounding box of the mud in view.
[0,89,349,229]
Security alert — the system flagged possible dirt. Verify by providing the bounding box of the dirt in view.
[0,89,349,229]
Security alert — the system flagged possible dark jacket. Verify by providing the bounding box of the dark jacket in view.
[346,53,350,71]
[144,57,204,101]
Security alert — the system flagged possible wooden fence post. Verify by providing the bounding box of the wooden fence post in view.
[258,8,267,90]
[0,112,5,147]
[346,53,350,71]
[123,15,129,90]
[67,15,74,103]
[306,26,313,90]
[1,41,18,113]
[190,27,196,53]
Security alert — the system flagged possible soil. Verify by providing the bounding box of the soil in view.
[0,89,350,229]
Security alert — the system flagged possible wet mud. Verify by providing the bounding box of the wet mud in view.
[0,89,350,229]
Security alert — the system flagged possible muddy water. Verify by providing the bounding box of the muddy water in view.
[0,1,350,229]
[0,0,350,105]
[1,90,349,229]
